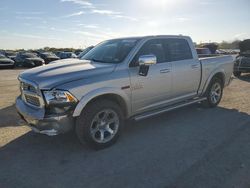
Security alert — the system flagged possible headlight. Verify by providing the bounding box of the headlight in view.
[43,90,77,105]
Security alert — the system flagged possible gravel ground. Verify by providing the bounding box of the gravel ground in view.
[0,69,250,188]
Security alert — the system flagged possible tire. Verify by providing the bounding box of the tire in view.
[75,99,124,149]
[233,71,241,77]
[204,77,223,108]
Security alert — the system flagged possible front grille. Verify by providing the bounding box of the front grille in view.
[19,79,43,108]
[25,94,41,107]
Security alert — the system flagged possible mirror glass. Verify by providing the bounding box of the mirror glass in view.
[138,54,157,66]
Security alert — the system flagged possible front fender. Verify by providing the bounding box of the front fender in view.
[72,87,131,117]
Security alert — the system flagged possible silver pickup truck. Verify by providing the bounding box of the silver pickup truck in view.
[16,35,234,149]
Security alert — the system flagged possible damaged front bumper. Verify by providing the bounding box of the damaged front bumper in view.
[16,96,75,136]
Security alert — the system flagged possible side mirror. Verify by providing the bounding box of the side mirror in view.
[138,54,156,76]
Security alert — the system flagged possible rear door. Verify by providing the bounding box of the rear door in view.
[164,38,201,99]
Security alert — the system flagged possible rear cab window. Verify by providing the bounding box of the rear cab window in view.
[163,38,193,62]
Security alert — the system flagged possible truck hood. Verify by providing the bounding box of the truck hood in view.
[0,58,14,63]
[19,59,116,89]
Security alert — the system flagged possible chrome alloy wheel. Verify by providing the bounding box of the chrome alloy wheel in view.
[209,82,222,104]
[90,109,119,143]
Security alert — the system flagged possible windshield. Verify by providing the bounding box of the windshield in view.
[60,52,76,58]
[81,39,140,63]
[5,52,16,56]
[42,52,57,58]
[22,53,37,58]
[78,46,94,58]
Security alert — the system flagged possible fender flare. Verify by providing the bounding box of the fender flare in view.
[201,69,226,94]
[72,87,130,117]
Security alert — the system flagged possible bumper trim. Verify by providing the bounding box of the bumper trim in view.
[32,127,58,136]
[18,119,59,136]
[16,96,75,135]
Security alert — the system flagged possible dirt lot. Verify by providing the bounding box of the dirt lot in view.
[0,69,250,188]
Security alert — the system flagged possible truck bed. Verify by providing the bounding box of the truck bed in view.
[199,55,234,93]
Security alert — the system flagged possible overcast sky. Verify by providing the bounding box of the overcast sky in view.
[0,0,249,49]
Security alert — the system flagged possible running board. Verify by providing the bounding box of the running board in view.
[134,97,207,121]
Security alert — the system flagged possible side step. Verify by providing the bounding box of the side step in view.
[134,97,207,121]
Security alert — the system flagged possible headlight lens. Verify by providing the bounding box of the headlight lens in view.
[43,90,77,105]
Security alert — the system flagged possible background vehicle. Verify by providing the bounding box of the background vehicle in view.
[4,51,17,61]
[201,43,218,54]
[233,39,250,77]
[74,49,83,56]
[77,46,94,59]
[16,35,234,149]
[14,52,44,68]
[39,52,60,64]
[58,52,77,59]
[55,51,62,57]
[196,48,211,57]
[0,54,15,68]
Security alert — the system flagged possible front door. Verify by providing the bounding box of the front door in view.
[128,39,173,114]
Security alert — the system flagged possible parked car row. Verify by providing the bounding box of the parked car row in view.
[0,46,94,69]
[14,52,45,68]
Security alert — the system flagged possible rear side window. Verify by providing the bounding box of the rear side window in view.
[164,39,193,62]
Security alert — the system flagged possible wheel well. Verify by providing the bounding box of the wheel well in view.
[85,94,128,117]
[203,72,225,96]
[213,72,225,86]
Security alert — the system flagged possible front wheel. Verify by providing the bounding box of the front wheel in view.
[205,77,223,107]
[75,99,124,149]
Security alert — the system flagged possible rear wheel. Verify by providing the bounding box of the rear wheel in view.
[75,99,124,149]
[204,77,223,107]
[233,71,241,77]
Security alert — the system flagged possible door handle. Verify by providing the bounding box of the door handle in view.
[160,69,171,73]
[191,64,199,69]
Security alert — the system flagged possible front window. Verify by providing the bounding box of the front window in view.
[82,38,140,63]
